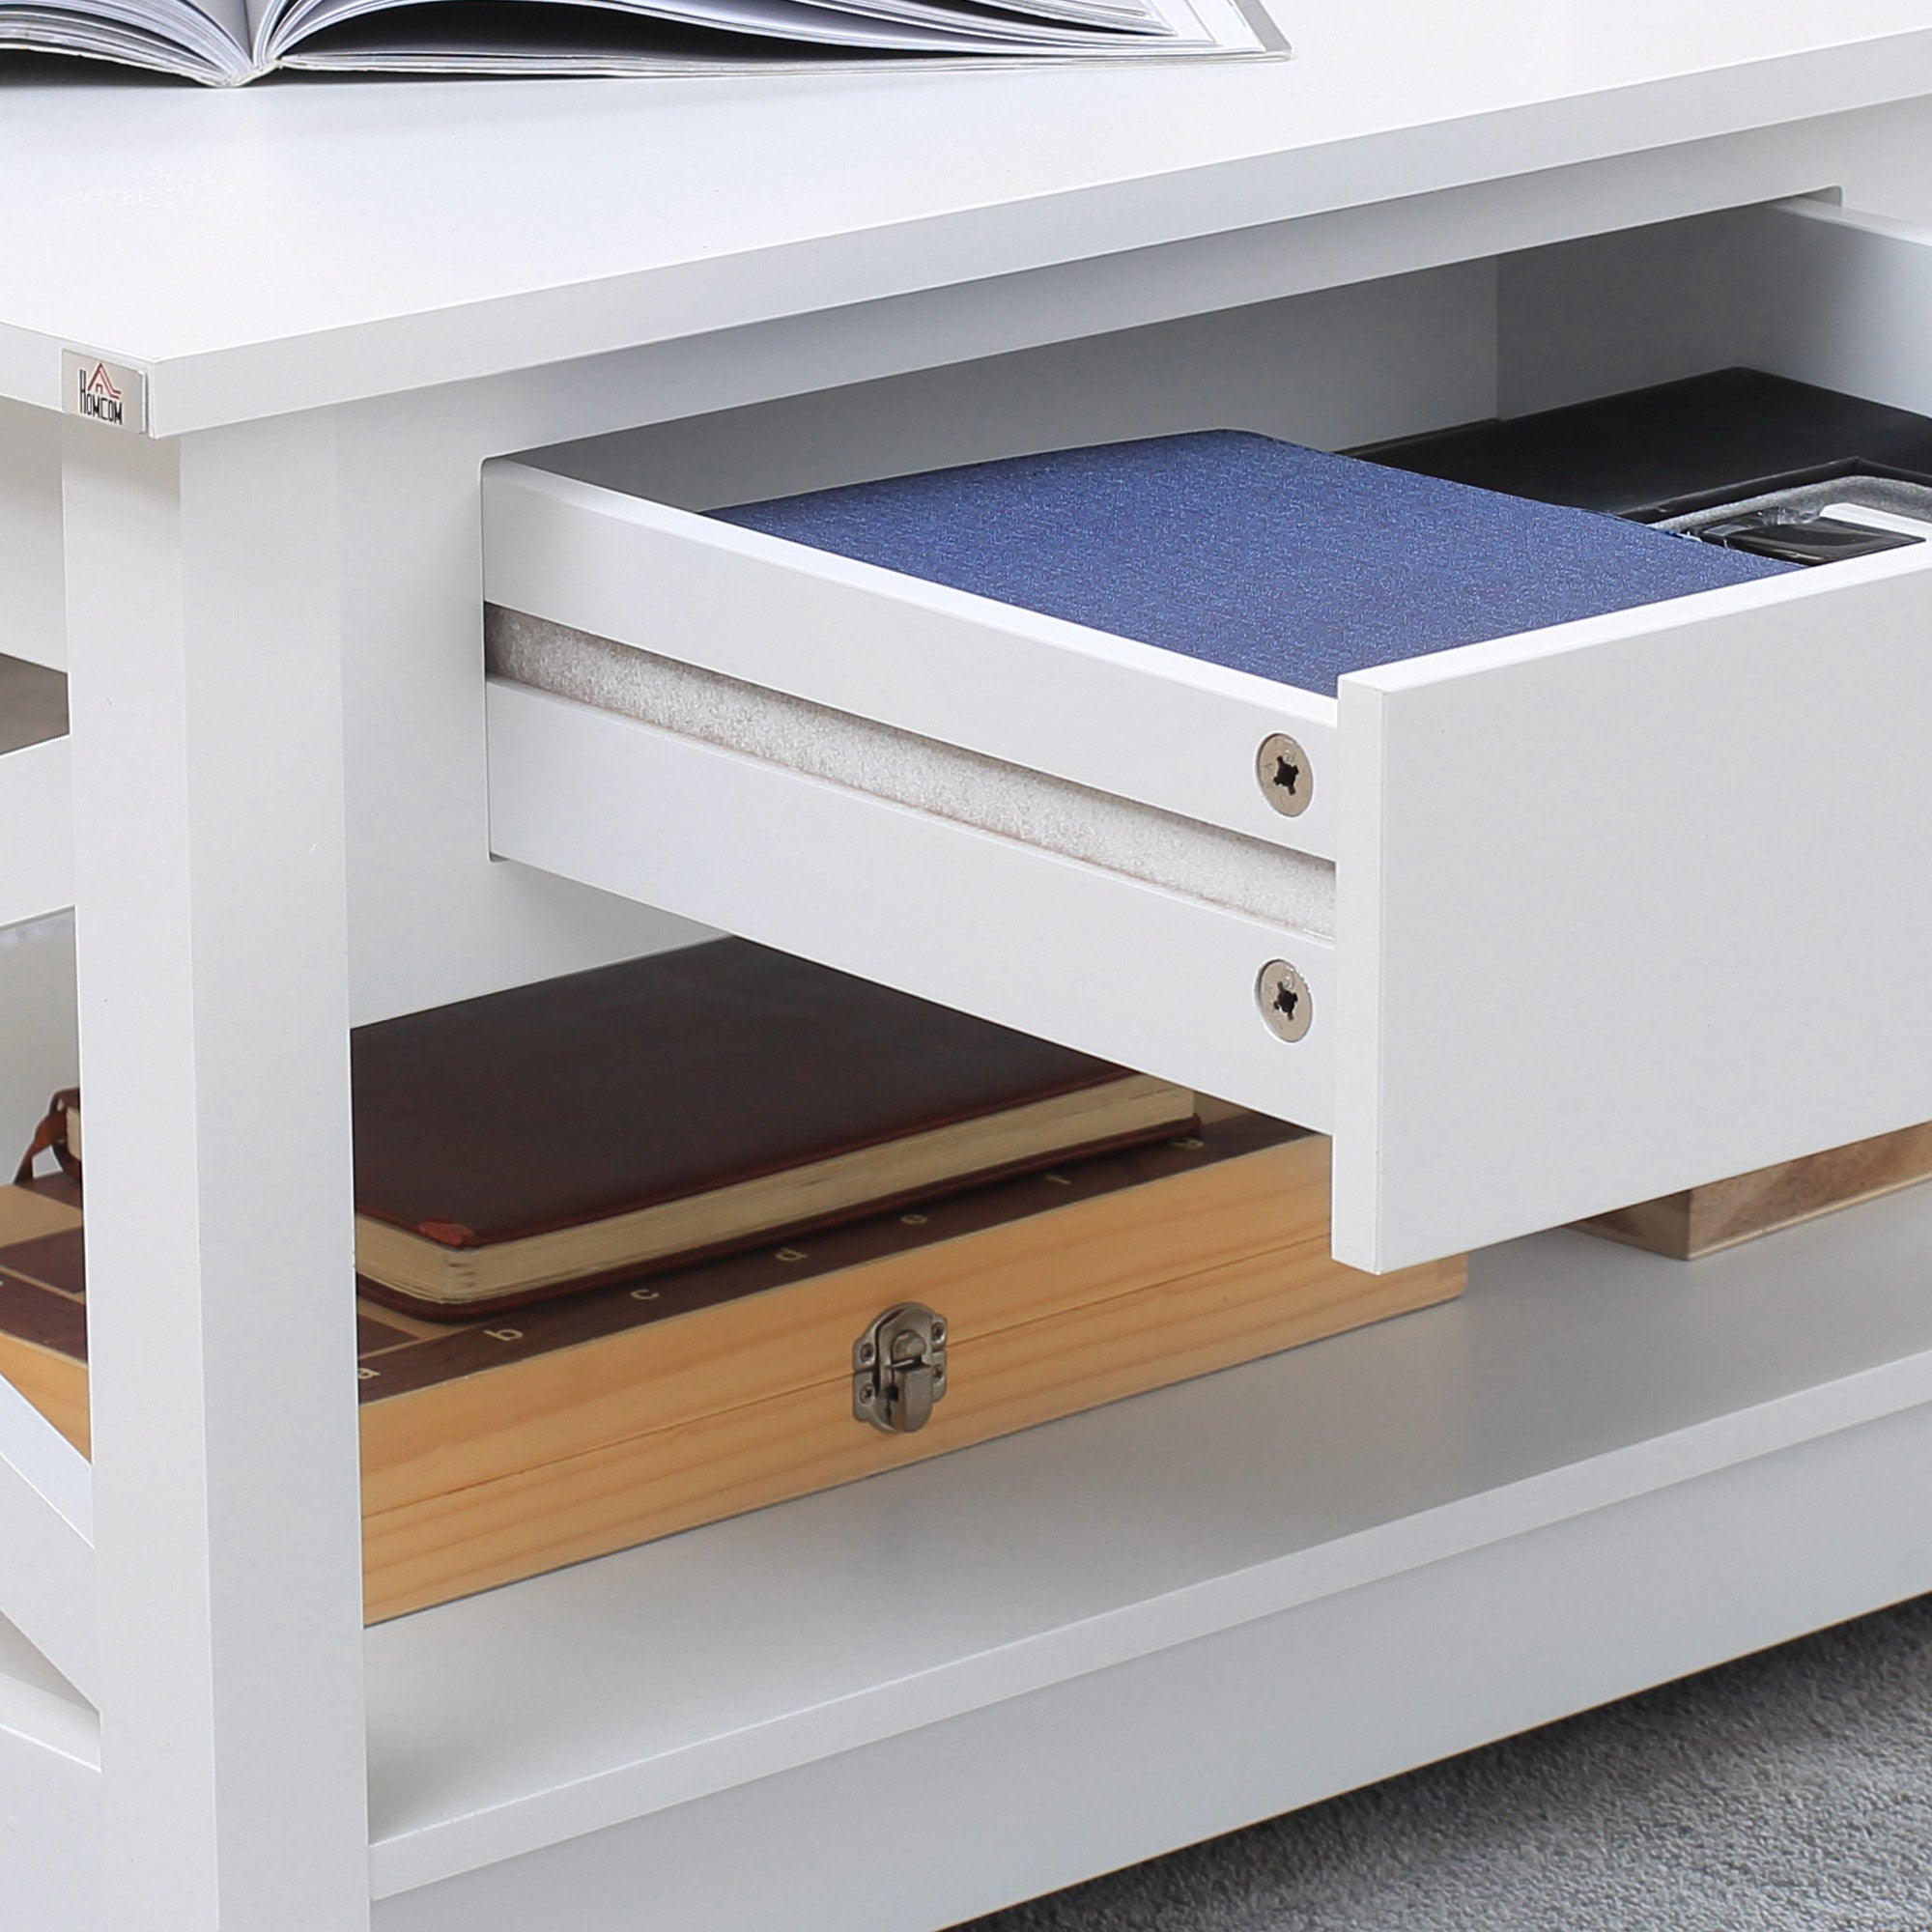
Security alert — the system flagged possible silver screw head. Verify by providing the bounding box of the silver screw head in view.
[1255,959,1313,1043]
[1255,732,1313,818]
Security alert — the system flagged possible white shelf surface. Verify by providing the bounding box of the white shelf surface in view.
[364,1178,1932,1899]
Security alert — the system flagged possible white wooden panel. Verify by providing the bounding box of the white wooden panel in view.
[0,1708,99,1932]
[1498,196,1932,419]
[1333,543,1932,1270]
[367,1180,1932,1903]
[483,463,1340,861]
[0,1603,97,1742]
[0,737,73,930]
[0,397,63,671]
[333,395,698,1032]
[0,1377,94,1707]
[528,262,1501,512]
[64,415,371,1932]
[486,679,1333,1129]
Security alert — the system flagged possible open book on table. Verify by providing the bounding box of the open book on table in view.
[0,0,1277,84]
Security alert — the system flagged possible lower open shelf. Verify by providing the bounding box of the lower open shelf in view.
[358,1177,1932,1925]
[10,1173,1932,1930]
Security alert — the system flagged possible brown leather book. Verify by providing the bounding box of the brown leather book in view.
[38,940,1193,1315]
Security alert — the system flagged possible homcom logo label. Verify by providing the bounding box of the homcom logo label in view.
[61,351,147,433]
[76,359,123,424]
[77,360,122,423]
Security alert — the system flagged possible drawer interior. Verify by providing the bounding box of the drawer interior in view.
[485,196,1932,1270]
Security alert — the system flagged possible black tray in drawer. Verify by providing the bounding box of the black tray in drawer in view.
[1355,366,1932,519]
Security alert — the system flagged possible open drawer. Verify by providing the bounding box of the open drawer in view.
[482,196,1932,1272]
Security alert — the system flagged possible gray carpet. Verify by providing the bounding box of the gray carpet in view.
[964,1594,1932,1931]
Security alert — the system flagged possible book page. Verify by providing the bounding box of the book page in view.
[0,0,250,78]
[269,0,1261,68]
[246,0,314,59]
[187,0,245,48]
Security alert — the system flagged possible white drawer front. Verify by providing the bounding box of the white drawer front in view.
[1335,551,1932,1269]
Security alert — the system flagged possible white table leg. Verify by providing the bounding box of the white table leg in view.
[63,413,370,1932]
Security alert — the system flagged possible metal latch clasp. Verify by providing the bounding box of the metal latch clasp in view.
[853,1302,949,1435]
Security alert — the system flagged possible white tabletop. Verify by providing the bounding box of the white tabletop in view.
[7,3,1932,428]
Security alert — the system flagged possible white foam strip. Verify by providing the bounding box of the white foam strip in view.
[486,609,1336,938]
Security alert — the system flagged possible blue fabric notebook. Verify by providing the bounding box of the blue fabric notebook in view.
[712,430,1795,697]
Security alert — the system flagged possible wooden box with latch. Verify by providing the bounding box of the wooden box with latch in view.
[0,1108,1462,1622]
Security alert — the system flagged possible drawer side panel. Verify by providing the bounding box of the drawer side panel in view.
[487,680,1335,1131]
